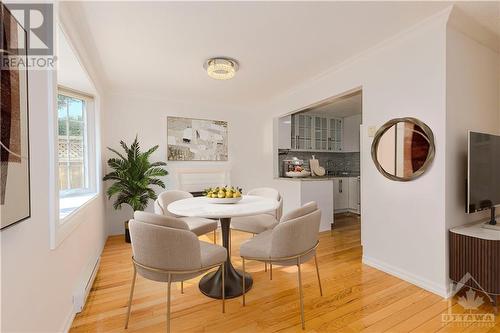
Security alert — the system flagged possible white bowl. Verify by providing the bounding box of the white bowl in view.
[206,196,243,204]
[285,170,311,178]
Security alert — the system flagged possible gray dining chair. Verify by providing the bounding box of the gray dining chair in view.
[154,190,218,243]
[239,202,322,330]
[230,187,283,235]
[230,187,283,272]
[125,211,227,333]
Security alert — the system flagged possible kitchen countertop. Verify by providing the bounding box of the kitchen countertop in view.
[276,175,360,181]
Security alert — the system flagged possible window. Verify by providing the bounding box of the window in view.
[57,89,97,220]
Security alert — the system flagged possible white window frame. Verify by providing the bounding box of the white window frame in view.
[57,89,95,198]
[50,86,99,249]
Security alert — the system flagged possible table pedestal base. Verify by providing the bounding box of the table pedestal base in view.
[199,217,253,299]
[199,263,252,299]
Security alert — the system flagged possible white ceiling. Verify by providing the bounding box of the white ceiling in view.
[66,1,499,106]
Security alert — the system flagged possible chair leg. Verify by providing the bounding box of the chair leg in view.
[167,273,172,333]
[181,281,184,294]
[270,263,273,280]
[242,258,246,306]
[265,262,267,272]
[314,254,323,296]
[213,230,217,244]
[221,263,225,313]
[297,260,305,330]
[124,266,137,329]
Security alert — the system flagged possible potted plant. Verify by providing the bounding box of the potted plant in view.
[103,136,168,242]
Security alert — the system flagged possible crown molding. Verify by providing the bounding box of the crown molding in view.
[447,6,499,54]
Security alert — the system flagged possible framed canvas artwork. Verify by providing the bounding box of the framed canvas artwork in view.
[167,117,228,161]
[1,4,31,229]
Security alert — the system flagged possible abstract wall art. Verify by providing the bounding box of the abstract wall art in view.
[167,117,228,161]
[1,4,31,229]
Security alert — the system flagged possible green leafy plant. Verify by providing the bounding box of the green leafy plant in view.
[103,137,168,211]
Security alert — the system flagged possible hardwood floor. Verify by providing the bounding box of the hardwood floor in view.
[70,215,499,332]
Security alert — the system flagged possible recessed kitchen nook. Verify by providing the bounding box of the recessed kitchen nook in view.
[275,90,362,231]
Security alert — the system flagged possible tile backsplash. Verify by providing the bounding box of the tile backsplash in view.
[278,150,360,176]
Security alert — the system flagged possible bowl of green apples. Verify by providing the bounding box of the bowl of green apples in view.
[203,186,243,204]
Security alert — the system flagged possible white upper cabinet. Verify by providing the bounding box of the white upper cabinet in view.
[278,115,292,149]
[314,116,328,151]
[342,114,361,152]
[296,114,314,150]
[290,114,343,152]
[328,118,343,152]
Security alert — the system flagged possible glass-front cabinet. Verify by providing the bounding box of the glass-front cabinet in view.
[290,114,342,151]
[297,114,313,150]
[328,118,343,151]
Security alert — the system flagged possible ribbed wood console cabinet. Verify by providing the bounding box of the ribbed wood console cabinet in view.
[449,223,500,304]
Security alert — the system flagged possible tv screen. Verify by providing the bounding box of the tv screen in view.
[467,131,500,213]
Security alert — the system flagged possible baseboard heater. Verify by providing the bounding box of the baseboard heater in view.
[73,256,101,313]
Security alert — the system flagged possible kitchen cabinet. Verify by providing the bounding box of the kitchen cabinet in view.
[300,180,334,232]
[314,116,328,151]
[291,114,313,150]
[278,115,291,149]
[348,177,360,213]
[342,114,361,152]
[333,178,349,211]
[328,118,343,151]
[334,177,360,214]
[290,114,343,152]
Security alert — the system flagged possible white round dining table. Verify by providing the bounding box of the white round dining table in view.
[167,195,279,299]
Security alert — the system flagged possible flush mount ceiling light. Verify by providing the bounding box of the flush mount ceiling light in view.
[204,57,239,80]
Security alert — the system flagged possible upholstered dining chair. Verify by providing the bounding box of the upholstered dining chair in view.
[155,190,218,243]
[231,187,283,235]
[125,211,227,333]
[239,202,322,330]
[230,187,283,273]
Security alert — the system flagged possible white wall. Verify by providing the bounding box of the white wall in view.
[101,10,454,297]
[444,24,500,287]
[0,9,107,333]
[97,4,499,302]
[264,11,451,296]
[445,26,499,229]
[101,93,261,235]
[0,72,106,332]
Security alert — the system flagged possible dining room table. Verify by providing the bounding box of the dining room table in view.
[167,195,279,299]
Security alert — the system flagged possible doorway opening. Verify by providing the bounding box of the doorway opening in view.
[275,88,362,242]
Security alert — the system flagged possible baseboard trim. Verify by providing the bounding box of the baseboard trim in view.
[61,307,76,333]
[62,239,106,332]
[362,255,449,298]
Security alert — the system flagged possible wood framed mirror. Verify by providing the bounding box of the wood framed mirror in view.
[371,117,435,181]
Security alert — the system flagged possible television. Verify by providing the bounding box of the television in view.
[467,131,500,225]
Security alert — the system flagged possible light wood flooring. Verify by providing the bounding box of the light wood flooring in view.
[70,215,499,332]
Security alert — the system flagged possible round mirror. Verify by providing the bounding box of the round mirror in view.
[371,117,435,181]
